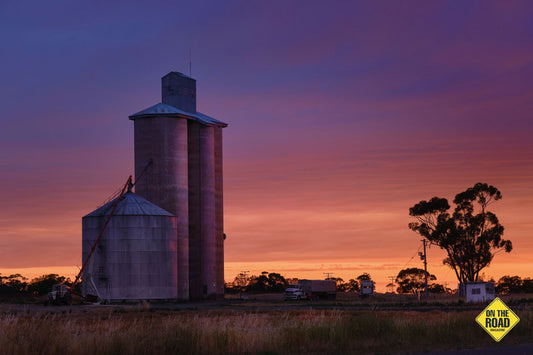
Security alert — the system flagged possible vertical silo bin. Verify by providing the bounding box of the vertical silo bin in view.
[187,120,202,299]
[131,112,190,301]
[188,121,221,299]
[199,124,216,298]
[129,72,227,300]
[82,192,178,302]
[214,126,225,297]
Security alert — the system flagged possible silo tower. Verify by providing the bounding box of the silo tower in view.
[129,72,227,300]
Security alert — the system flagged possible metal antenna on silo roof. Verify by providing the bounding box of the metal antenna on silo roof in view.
[189,47,192,77]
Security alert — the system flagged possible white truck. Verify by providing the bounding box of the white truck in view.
[48,284,72,305]
[284,279,336,300]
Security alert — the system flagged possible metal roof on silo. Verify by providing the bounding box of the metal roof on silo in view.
[128,103,228,128]
[165,71,195,80]
[83,192,174,218]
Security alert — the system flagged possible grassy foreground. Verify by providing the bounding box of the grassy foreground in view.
[0,307,531,354]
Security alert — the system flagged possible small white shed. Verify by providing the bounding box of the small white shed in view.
[360,280,375,297]
[465,282,495,303]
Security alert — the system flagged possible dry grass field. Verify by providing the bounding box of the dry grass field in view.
[0,295,531,354]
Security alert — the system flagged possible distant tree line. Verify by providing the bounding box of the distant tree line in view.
[225,270,533,295]
[225,272,288,294]
[0,273,72,300]
[2,271,532,300]
[391,268,533,295]
[393,268,452,295]
[225,272,376,294]
[495,275,533,294]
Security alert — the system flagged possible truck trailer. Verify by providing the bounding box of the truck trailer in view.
[284,279,336,300]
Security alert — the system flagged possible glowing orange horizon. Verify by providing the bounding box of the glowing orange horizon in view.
[1,2,532,296]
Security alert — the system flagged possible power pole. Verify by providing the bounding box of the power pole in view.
[240,271,249,286]
[388,276,395,293]
[422,239,428,300]
[323,272,333,279]
[239,271,250,297]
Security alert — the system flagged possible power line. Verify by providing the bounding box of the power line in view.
[402,244,423,268]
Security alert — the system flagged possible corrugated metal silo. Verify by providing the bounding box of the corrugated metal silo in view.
[82,191,178,302]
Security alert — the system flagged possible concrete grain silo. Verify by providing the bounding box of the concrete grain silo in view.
[82,191,178,302]
[129,72,227,300]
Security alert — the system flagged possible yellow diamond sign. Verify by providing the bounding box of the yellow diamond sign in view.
[475,297,520,342]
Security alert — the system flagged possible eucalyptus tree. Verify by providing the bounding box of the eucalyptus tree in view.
[409,183,512,284]
[395,268,436,294]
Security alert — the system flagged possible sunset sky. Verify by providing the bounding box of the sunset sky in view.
[1,1,532,291]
